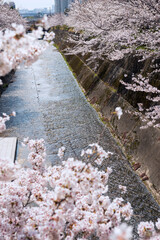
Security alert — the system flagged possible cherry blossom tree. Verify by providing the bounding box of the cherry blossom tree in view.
[0,3,26,31]
[0,10,54,131]
[65,0,160,60]
[45,14,66,29]
[0,24,48,76]
[0,2,160,238]
[0,12,55,77]
[0,138,159,239]
[49,0,159,128]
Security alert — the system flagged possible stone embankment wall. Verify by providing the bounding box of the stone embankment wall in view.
[54,29,160,198]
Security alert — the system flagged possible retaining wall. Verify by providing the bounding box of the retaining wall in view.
[53,29,160,198]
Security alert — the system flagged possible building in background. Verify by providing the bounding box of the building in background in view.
[52,5,55,13]
[54,0,75,14]
[54,0,60,13]
[9,1,15,8]
[60,0,68,13]
[3,1,16,9]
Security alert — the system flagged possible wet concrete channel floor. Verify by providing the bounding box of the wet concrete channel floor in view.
[0,46,160,237]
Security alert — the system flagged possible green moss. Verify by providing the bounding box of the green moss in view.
[109,86,117,93]
[136,45,155,52]
[53,43,60,50]
[121,45,129,49]
[136,45,147,50]
[130,139,140,151]
[139,46,148,50]
[104,82,117,93]
[114,78,121,89]
[69,57,83,75]
[26,16,34,19]
[93,73,98,78]
[52,25,74,32]
[3,83,9,88]
[127,155,133,163]
[91,103,100,112]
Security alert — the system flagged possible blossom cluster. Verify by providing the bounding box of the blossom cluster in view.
[81,143,113,165]
[0,112,16,133]
[0,4,26,31]
[0,8,55,78]
[0,140,131,239]
[121,74,160,128]
[23,138,46,173]
[0,24,48,76]
[0,139,159,239]
[43,14,66,30]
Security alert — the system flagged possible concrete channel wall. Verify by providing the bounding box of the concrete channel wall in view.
[54,29,160,197]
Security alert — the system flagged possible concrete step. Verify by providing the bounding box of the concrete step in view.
[0,137,17,162]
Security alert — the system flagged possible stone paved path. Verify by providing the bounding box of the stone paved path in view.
[0,46,160,237]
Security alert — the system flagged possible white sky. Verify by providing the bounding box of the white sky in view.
[13,0,54,10]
